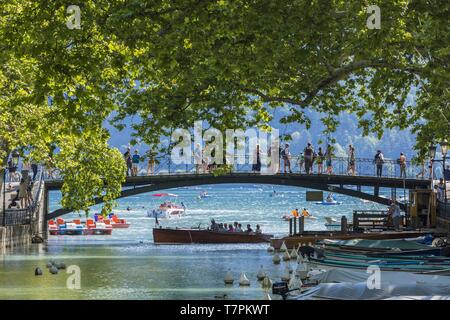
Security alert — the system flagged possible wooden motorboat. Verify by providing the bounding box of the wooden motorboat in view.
[271,230,435,250]
[153,227,273,244]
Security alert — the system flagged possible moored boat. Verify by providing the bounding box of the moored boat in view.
[147,201,186,219]
[153,227,273,244]
[48,218,113,235]
[107,214,130,228]
[85,219,113,235]
[315,200,342,205]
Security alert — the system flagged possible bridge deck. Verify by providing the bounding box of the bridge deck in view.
[45,172,431,190]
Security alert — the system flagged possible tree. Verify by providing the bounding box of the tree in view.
[0,0,129,213]
[1,1,448,213]
[109,0,449,155]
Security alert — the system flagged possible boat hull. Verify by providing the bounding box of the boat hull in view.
[315,201,342,205]
[85,228,113,235]
[153,228,272,244]
[111,223,130,228]
[271,230,434,249]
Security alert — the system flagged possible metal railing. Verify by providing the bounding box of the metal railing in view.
[86,155,426,180]
[352,209,392,231]
[437,200,450,221]
[1,166,45,226]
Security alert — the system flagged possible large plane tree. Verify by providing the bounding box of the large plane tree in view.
[0,0,448,213]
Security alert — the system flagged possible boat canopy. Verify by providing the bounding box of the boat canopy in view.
[152,193,178,197]
[322,238,432,250]
[289,282,450,300]
[311,268,450,286]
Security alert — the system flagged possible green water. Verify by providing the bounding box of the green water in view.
[0,241,281,300]
[0,184,388,300]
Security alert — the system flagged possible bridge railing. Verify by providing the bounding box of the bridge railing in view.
[43,155,427,181]
[141,155,424,179]
[1,166,45,226]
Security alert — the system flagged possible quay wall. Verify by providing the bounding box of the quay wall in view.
[0,224,32,248]
[0,184,47,250]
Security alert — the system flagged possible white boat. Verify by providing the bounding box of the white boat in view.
[147,201,186,219]
[198,191,209,199]
[324,217,341,231]
[285,268,450,300]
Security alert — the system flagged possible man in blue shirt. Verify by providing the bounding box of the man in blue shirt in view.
[132,150,140,176]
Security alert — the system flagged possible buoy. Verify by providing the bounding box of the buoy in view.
[290,247,298,260]
[267,246,275,253]
[34,267,43,276]
[49,266,59,275]
[282,251,291,261]
[261,276,273,290]
[55,262,66,270]
[287,263,293,274]
[281,266,291,281]
[239,272,250,286]
[279,241,288,252]
[224,269,234,285]
[295,263,308,280]
[288,276,302,290]
[256,266,266,280]
[272,253,281,264]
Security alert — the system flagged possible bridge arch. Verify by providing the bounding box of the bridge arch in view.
[45,173,422,219]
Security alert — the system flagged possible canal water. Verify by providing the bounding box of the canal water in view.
[0,184,387,299]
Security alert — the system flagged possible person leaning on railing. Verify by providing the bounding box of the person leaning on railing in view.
[399,153,407,178]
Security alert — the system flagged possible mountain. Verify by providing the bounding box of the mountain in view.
[105,108,417,161]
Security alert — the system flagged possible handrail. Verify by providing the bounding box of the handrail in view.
[2,166,44,226]
[44,155,428,181]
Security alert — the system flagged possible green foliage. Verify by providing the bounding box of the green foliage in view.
[0,0,448,213]
[0,0,130,213]
[212,165,233,177]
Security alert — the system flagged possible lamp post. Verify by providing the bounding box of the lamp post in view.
[428,140,448,203]
[441,140,448,203]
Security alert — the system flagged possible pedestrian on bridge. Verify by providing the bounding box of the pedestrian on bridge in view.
[399,153,407,178]
[316,147,325,174]
[297,152,305,173]
[325,144,333,174]
[123,147,132,177]
[347,145,356,176]
[374,150,384,177]
[132,150,141,176]
[304,143,314,174]
[281,143,292,174]
[146,150,158,175]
